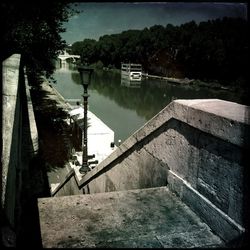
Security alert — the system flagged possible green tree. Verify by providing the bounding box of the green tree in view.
[97,34,122,67]
[71,41,85,56]
[69,17,247,85]
[0,1,76,82]
[72,39,97,64]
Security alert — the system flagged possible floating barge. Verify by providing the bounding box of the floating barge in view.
[121,63,142,81]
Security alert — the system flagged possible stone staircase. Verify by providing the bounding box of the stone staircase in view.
[38,186,223,248]
[37,98,249,248]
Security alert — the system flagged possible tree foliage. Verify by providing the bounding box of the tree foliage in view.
[71,17,248,86]
[0,1,76,82]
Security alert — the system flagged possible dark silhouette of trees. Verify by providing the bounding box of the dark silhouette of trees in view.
[0,1,76,82]
[71,17,248,87]
[72,39,97,65]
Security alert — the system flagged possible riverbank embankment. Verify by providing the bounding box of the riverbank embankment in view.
[97,65,244,92]
[142,73,238,90]
[30,81,73,169]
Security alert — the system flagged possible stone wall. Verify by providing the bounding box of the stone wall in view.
[1,54,38,232]
[78,99,249,243]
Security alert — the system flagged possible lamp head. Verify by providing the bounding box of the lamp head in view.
[78,65,94,86]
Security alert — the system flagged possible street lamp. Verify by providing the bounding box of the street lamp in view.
[78,65,97,174]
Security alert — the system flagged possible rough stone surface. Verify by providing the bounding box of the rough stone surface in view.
[2,54,21,219]
[76,98,249,244]
[81,146,168,195]
[35,88,249,246]
[1,54,39,247]
[38,186,223,248]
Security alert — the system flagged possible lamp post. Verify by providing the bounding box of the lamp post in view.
[78,65,96,174]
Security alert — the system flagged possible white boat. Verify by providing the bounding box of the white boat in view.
[121,63,142,81]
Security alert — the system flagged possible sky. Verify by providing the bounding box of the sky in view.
[61,2,248,45]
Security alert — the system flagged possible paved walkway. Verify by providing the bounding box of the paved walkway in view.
[33,82,116,196]
[38,186,224,248]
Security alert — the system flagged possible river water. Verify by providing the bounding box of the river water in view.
[53,61,241,144]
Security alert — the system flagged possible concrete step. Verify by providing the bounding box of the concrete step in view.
[38,186,224,248]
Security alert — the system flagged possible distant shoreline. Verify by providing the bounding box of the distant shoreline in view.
[142,73,234,91]
[100,67,238,92]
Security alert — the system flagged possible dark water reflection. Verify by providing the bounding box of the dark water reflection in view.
[53,62,242,144]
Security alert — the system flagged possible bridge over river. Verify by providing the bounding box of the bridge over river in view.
[58,50,80,62]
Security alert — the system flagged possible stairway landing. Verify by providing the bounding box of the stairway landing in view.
[38,186,223,248]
